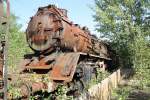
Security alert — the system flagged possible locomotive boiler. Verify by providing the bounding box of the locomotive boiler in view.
[11,5,113,99]
[26,5,110,58]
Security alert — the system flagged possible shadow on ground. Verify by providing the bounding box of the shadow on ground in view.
[127,90,150,100]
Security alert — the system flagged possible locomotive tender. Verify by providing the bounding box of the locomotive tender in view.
[15,5,113,98]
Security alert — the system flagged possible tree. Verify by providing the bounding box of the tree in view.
[93,0,150,87]
[93,0,150,66]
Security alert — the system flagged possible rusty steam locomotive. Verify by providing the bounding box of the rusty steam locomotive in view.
[11,5,114,98]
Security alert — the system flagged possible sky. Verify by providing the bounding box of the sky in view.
[10,0,98,35]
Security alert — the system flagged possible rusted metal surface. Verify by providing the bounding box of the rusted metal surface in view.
[8,4,117,99]
[8,73,57,99]
[26,5,110,60]
[22,53,57,70]
[21,52,80,82]
[50,53,80,82]
[22,4,112,84]
[20,82,48,98]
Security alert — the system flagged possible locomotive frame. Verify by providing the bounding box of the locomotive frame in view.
[8,5,116,99]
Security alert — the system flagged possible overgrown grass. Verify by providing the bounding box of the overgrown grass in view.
[111,86,131,100]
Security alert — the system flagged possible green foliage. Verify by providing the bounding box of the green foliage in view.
[8,14,31,72]
[94,0,150,67]
[8,85,22,99]
[87,69,111,99]
[55,85,73,100]
[8,79,27,99]
[112,86,131,100]
[89,69,110,88]
[93,0,150,98]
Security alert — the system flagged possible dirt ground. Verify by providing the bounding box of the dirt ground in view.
[127,90,150,100]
